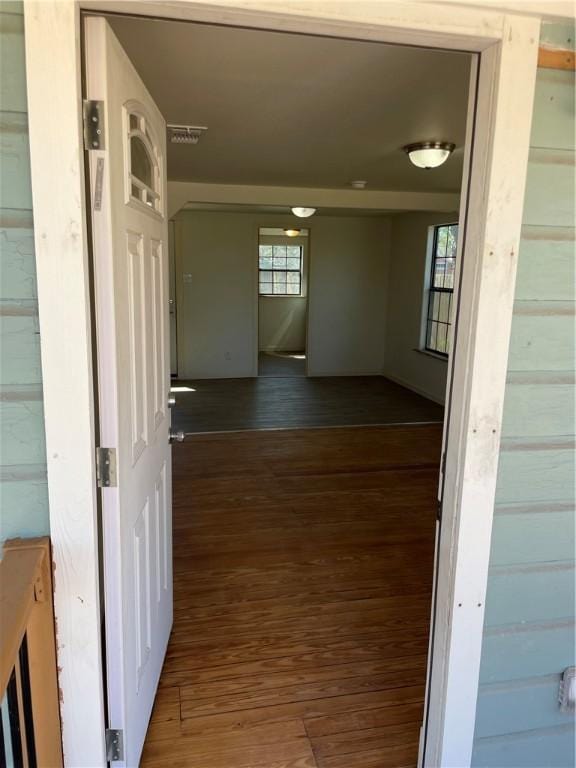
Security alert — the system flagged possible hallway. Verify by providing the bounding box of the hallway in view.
[142,424,440,767]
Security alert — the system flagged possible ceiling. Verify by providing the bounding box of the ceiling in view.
[110,17,471,193]
[181,202,398,217]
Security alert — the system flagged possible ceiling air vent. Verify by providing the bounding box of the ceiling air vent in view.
[167,125,208,145]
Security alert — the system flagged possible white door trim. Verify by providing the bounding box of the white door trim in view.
[24,2,540,766]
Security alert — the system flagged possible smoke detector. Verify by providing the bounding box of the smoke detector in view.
[167,125,208,145]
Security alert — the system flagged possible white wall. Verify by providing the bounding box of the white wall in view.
[173,210,390,379]
[307,216,390,376]
[174,211,258,378]
[383,211,457,404]
[258,297,307,352]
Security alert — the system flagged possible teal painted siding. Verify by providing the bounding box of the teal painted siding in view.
[0,3,48,545]
[472,21,576,768]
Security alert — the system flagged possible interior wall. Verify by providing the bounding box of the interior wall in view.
[258,298,307,352]
[383,211,458,404]
[173,210,390,379]
[306,216,390,376]
[174,211,257,379]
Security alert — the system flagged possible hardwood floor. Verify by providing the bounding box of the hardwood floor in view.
[142,424,441,767]
[171,375,444,433]
[259,351,306,377]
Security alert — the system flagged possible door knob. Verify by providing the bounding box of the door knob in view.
[169,430,185,443]
[168,395,176,407]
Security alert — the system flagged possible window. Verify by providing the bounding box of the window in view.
[126,109,161,212]
[425,223,458,356]
[259,244,302,296]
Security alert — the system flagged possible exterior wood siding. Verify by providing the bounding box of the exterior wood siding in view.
[472,21,576,768]
[0,2,48,545]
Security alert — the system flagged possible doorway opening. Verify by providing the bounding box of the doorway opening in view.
[85,10,474,767]
[258,226,309,378]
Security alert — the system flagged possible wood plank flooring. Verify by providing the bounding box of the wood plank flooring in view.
[259,351,306,377]
[171,375,444,433]
[142,424,441,767]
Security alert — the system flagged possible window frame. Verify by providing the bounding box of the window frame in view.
[258,242,303,297]
[123,103,163,217]
[424,222,459,358]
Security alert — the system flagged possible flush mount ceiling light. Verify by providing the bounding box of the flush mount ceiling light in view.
[350,180,367,189]
[284,228,301,237]
[403,141,455,169]
[291,207,316,218]
[167,124,208,144]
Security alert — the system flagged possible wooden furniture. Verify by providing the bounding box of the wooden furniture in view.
[0,537,63,767]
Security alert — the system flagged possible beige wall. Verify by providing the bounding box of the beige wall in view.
[173,210,390,378]
[307,216,390,376]
[383,211,458,403]
[258,297,307,352]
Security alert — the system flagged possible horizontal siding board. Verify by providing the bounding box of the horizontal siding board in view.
[0,9,27,113]
[490,509,576,566]
[0,111,32,210]
[479,623,575,684]
[0,315,42,386]
[530,68,575,151]
[472,725,575,768]
[540,20,576,52]
[0,226,37,300]
[0,400,46,466]
[475,675,574,738]
[522,150,575,228]
[0,3,47,550]
[484,564,575,627]
[507,313,575,371]
[0,478,49,541]
[474,23,575,767]
[515,237,575,302]
[501,383,575,438]
[495,448,575,504]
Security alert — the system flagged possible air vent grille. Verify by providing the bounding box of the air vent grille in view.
[167,125,208,145]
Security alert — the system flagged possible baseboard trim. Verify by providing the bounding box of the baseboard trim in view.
[382,371,446,406]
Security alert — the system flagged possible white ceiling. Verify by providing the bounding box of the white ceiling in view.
[110,17,471,193]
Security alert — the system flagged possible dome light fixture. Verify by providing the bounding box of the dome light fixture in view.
[291,207,316,218]
[403,141,455,169]
[284,228,301,237]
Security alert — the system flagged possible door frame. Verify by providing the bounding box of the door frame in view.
[23,2,540,765]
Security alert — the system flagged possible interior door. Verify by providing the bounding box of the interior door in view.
[85,17,173,766]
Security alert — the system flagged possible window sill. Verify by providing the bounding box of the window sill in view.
[259,294,305,299]
[413,348,449,362]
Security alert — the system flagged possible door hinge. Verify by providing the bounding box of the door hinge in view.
[105,728,123,762]
[83,99,105,150]
[96,447,117,488]
[440,451,446,476]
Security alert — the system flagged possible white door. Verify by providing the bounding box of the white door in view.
[85,17,173,766]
